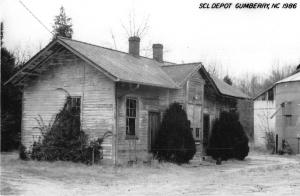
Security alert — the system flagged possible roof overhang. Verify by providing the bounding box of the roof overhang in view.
[5,38,119,86]
[199,66,250,100]
[5,37,179,89]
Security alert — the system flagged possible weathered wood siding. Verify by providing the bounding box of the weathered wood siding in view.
[169,84,186,105]
[116,84,169,163]
[186,72,205,154]
[203,81,237,150]
[22,48,115,160]
[186,72,205,136]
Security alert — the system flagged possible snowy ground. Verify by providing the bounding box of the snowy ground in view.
[1,152,300,196]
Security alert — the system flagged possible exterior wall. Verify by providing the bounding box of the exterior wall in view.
[203,97,234,130]
[186,72,205,154]
[203,84,237,153]
[169,84,186,104]
[275,82,300,153]
[22,48,115,160]
[203,94,235,125]
[116,84,169,163]
[237,99,254,142]
[253,100,276,148]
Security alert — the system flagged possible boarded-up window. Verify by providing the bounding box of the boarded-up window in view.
[126,98,137,136]
[283,101,292,116]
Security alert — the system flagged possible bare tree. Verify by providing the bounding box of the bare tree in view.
[13,47,32,67]
[236,64,297,98]
[261,65,296,90]
[121,11,150,39]
[110,29,117,50]
[205,61,224,78]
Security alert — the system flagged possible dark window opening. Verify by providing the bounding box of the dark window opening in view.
[268,88,274,101]
[126,98,137,136]
[67,97,81,116]
[195,128,200,138]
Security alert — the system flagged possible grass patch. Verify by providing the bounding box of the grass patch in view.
[1,152,181,184]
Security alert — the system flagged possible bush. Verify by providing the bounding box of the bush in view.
[278,139,293,155]
[153,102,196,164]
[207,111,249,161]
[19,143,29,160]
[30,97,108,164]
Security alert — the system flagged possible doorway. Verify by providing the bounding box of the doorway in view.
[148,112,160,152]
[203,114,210,150]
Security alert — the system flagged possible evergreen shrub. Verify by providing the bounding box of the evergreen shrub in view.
[153,102,196,164]
[207,111,249,160]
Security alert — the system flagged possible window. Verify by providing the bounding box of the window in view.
[67,96,81,116]
[267,88,274,101]
[195,128,200,138]
[126,98,137,136]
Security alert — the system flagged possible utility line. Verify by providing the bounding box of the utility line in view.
[18,0,54,36]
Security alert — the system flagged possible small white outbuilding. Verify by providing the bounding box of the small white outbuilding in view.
[254,68,300,153]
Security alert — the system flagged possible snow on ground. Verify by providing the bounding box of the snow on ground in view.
[1,151,300,196]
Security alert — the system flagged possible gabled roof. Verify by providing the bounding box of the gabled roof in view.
[161,63,202,86]
[6,37,179,89]
[276,71,300,84]
[162,63,249,99]
[6,37,249,99]
[210,75,249,99]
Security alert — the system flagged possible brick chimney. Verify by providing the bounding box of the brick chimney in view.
[128,36,140,56]
[152,44,163,62]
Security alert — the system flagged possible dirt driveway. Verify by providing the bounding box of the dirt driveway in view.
[1,152,300,196]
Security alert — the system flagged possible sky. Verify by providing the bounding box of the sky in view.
[1,0,300,79]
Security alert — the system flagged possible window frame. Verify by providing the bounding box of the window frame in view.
[125,97,138,137]
[67,96,81,117]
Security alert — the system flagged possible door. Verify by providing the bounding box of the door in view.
[148,112,160,152]
[203,114,210,149]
